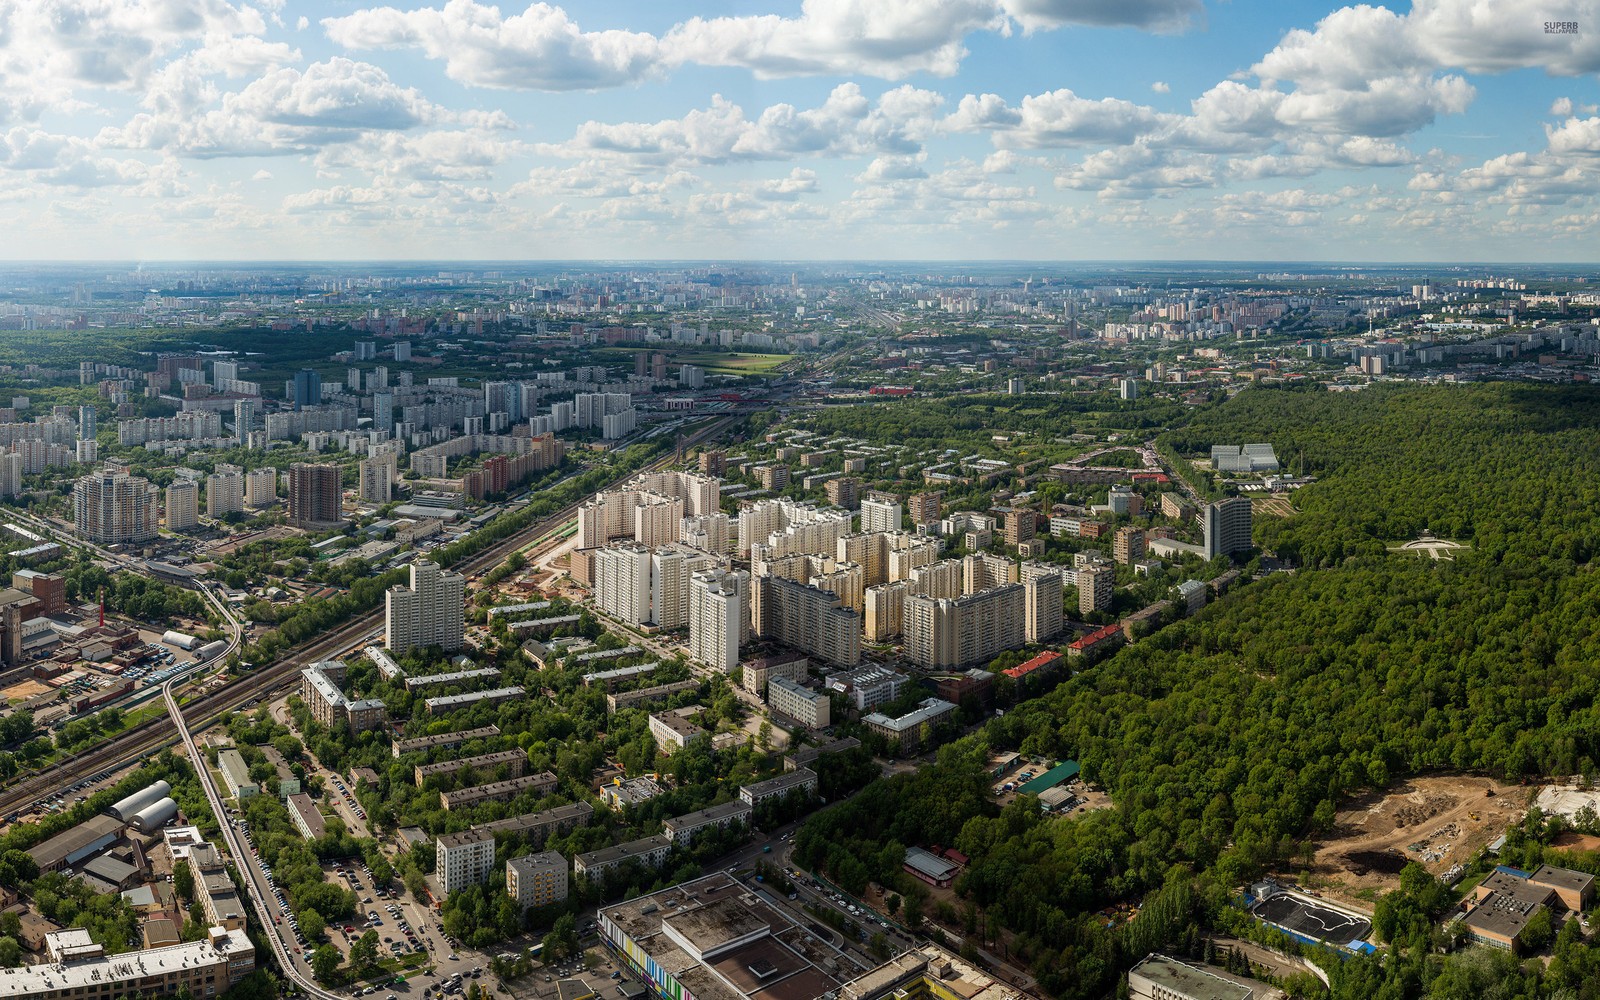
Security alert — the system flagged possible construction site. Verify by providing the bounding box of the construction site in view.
[1307,775,1527,901]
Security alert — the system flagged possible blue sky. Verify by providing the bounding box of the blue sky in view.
[3,0,1599,261]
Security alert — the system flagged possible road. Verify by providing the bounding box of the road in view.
[0,412,744,818]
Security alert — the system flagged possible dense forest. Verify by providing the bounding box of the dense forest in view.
[799,382,1600,999]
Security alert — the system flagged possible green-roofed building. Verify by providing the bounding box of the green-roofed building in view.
[1017,760,1080,796]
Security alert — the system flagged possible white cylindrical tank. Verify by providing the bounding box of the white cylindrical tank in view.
[109,780,172,822]
[162,630,200,650]
[130,797,179,832]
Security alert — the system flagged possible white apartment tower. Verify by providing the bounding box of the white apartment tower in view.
[244,467,277,508]
[859,497,902,534]
[688,568,747,672]
[165,479,199,532]
[594,543,653,627]
[436,830,496,896]
[386,560,466,655]
[206,466,246,518]
[0,453,21,498]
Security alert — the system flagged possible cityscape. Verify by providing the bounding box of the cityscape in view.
[4,1,1600,1000]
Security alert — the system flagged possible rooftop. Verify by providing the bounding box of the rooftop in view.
[393,724,501,754]
[0,927,253,998]
[1531,864,1595,895]
[424,686,526,711]
[1128,954,1262,1000]
[862,697,956,733]
[476,801,595,835]
[577,835,671,870]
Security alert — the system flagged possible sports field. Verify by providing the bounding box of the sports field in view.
[1252,893,1371,946]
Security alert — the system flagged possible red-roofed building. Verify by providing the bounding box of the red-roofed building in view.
[1002,650,1063,680]
[1067,624,1124,660]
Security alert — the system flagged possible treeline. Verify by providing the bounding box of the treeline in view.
[800,383,1600,997]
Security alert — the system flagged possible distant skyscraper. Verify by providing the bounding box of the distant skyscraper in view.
[207,466,246,518]
[359,454,395,504]
[245,468,277,508]
[0,453,20,499]
[291,369,321,411]
[373,392,394,435]
[287,463,341,527]
[78,405,96,441]
[233,398,257,441]
[386,560,466,655]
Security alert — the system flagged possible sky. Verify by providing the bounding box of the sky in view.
[3,0,1600,262]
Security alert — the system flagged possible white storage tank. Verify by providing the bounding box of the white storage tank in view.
[109,780,172,822]
[130,797,179,832]
[161,630,200,650]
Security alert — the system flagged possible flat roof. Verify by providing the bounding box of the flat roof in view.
[1464,891,1539,940]
[904,847,957,881]
[577,835,671,869]
[666,800,752,831]
[1129,954,1255,1000]
[1531,864,1595,893]
[0,927,253,997]
[437,828,493,850]
[404,667,501,690]
[416,749,525,779]
[286,793,326,839]
[741,768,816,798]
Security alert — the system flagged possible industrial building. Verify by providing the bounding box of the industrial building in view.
[27,815,125,874]
[108,781,172,822]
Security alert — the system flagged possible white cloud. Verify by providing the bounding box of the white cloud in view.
[1151,81,1170,94]
[1552,97,1575,116]
[544,84,943,169]
[948,89,1171,147]
[251,168,273,180]
[102,58,451,158]
[663,0,1006,80]
[1000,0,1202,33]
[1547,117,1600,156]
[322,0,663,91]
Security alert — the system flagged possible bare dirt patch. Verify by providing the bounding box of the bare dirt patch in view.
[1301,775,1527,905]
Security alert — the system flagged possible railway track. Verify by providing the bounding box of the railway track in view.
[0,414,739,817]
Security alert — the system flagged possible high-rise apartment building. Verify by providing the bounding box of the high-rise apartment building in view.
[165,479,199,532]
[0,453,21,499]
[908,491,942,527]
[290,369,321,411]
[232,398,256,441]
[1024,572,1063,644]
[1203,497,1253,558]
[859,497,902,534]
[206,466,245,518]
[287,463,341,527]
[73,467,159,544]
[595,543,652,627]
[1078,563,1115,616]
[1114,526,1146,565]
[651,545,718,629]
[824,477,862,510]
[864,581,906,643]
[1003,507,1036,546]
[903,584,1026,669]
[359,454,396,504]
[751,575,862,668]
[436,829,496,896]
[245,467,276,507]
[386,560,466,655]
[688,568,746,672]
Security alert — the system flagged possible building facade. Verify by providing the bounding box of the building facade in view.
[386,560,466,655]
